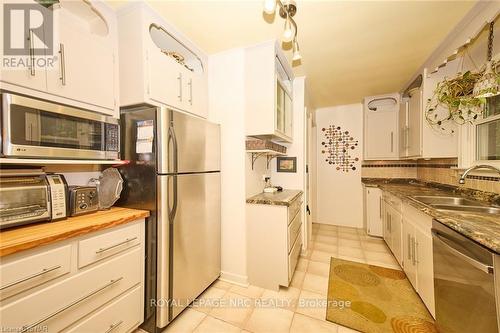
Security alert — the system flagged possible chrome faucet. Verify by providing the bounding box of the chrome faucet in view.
[459,165,500,184]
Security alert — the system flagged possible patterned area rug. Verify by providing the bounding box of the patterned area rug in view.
[326,258,437,333]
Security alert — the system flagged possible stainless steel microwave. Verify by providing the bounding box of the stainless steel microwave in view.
[1,93,119,160]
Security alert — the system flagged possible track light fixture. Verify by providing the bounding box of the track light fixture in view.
[263,0,301,61]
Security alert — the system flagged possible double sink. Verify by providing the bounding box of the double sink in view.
[411,195,500,215]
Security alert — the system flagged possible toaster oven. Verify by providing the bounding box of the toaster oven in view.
[0,175,51,229]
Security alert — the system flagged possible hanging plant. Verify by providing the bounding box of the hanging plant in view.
[425,70,487,133]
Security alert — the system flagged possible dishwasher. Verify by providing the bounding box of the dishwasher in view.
[432,220,499,333]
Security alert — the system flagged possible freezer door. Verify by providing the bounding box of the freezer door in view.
[170,172,221,320]
[158,110,220,174]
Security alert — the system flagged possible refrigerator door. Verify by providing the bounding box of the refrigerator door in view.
[158,109,220,174]
[170,172,221,320]
[156,175,171,328]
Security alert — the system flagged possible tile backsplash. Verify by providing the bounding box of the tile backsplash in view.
[362,158,500,194]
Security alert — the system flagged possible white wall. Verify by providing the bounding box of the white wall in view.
[208,48,248,285]
[246,157,268,197]
[315,104,363,227]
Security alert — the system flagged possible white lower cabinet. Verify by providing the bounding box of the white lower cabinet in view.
[247,194,303,290]
[364,187,383,237]
[0,219,145,333]
[383,193,403,266]
[402,203,435,317]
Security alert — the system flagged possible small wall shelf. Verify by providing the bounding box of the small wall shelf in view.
[247,150,286,170]
[0,158,127,166]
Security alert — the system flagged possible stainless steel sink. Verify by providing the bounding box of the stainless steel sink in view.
[431,204,500,215]
[411,196,479,206]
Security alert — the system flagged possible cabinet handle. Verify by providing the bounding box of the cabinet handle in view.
[20,277,123,333]
[104,320,123,333]
[407,234,412,261]
[28,29,35,76]
[59,43,66,85]
[95,236,138,254]
[411,237,416,266]
[390,132,394,153]
[0,265,61,291]
[188,78,193,105]
[379,197,382,219]
[415,240,419,264]
[177,73,183,101]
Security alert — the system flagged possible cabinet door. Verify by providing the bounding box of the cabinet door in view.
[284,90,293,139]
[407,89,422,157]
[402,219,417,287]
[147,48,183,110]
[276,82,285,135]
[383,203,392,248]
[366,188,383,237]
[364,109,398,159]
[0,1,47,92]
[399,99,408,157]
[415,227,435,317]
[390,210,403,266]
[46,7,116,113]
[183,73,207,118]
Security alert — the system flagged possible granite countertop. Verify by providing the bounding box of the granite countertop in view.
[0,207,150,257]
[246,190,303,206]
[362,178,500,254]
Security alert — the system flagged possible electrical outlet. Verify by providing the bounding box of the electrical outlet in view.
[262,175,268,181]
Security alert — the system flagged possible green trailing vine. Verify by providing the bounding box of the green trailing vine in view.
[426,71,486,134]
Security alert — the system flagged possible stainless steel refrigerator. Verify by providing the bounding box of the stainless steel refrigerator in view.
[117,106,221,332]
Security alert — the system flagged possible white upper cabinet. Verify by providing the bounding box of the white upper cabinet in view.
[363,93,400,160]
[245,40,294,142]
[399,63,458,159]
[0,0,119,118]
[117,2,208,118]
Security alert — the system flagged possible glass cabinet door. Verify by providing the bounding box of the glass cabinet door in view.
[284,91,293,138]
[276,81,285,134]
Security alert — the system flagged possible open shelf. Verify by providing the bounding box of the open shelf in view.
[0,158,127,166]
[246,149,286,170]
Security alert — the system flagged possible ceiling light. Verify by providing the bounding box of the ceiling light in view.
[473,22,499,98]
[282,17,294,43]
[292,39,301,61]
[262,0,302,63]
[263,0,276,15]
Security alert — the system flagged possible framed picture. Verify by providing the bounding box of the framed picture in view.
[277,157,297,173]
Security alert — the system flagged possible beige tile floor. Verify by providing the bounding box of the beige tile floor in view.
[139,223,401,333]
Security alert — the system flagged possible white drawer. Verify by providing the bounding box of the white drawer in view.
[78,222,141,268]
[287,212,302,253]
[288,231,302,281]
[287,195,302,225]
[0,245,71,301]
[1,248,142,333]
[64,285,143,333]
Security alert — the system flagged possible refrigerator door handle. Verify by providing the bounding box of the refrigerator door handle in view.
[168,117,179,223]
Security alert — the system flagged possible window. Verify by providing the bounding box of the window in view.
[475,96,500,161]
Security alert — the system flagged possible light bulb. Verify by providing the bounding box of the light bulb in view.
[282,18,294,43]
[292,40,301,61]
[263,0,276,15]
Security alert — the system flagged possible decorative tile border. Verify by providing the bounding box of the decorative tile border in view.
[362,164,417,168]
[466,175,500,182]
[417,163,458,168]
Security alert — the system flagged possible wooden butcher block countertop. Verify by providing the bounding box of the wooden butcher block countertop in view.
[0,207,150,257]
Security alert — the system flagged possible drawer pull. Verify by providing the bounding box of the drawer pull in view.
[104,320,123,333]
[20,277,123,333]
[95,237,138,254]
[0,265,61,291]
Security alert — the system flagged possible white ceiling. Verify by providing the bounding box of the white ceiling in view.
[108,1,475,108]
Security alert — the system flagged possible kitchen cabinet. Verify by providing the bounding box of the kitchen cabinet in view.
[247,194,303,290]
[363,94,399,160]
[402,217,417,287]
[245,40,294,142]
[399,64,459,159]
[364,187,383,237]
[0,219,145,332]
[117,2,208,118]
[0,0,119,118]
[383,192,403,266]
